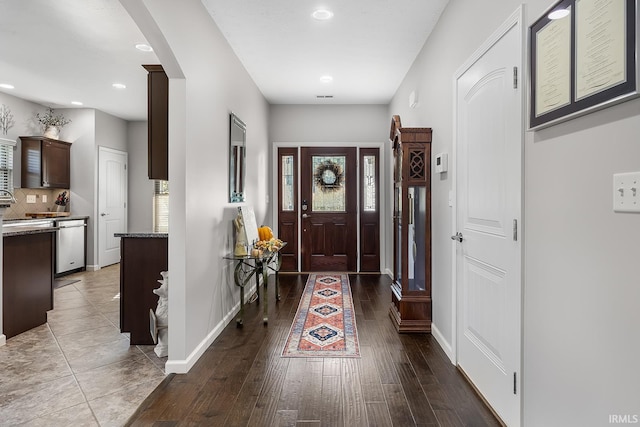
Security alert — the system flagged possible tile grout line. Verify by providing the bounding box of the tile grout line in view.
[51,276,132,425]
[45,321,102,426]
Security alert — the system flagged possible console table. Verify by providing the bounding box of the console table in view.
[225,244,285,326]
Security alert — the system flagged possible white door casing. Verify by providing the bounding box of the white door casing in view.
[453,7,523,427]
[98,147,127,268]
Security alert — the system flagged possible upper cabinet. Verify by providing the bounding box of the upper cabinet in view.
[143,64,168,181]
[20,136,71,189]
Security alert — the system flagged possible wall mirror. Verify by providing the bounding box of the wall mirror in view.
[229,113,246,203]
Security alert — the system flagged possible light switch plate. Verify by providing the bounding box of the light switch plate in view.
[613,172,640,213]
[26,194,36,203]
[42,194,47,203]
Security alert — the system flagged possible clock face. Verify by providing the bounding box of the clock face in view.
[322,169,337,185]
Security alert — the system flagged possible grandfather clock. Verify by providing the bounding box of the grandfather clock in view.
[389,115,432,333]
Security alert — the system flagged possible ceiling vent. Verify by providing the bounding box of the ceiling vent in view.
[316,95,334,99]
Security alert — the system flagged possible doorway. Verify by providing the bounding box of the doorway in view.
[276,145,381,273]
[98,147,127,268]
[453,7,523,426]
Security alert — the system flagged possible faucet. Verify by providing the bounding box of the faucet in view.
[0,189,17,204]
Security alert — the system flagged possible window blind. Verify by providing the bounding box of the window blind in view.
[153,180,169,233]
[0,139,15,203]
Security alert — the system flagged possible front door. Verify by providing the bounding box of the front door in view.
[98,147,127,268]
[300,147,357,272]
[454,8,523,426]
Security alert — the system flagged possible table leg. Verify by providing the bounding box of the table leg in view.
[255,263,260,304]
[237,282,244,327]
[275,252,281,301]
[262,262,269,324]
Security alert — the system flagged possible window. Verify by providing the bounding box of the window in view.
[153,180,169,232]
[363,155,377,211]
[0,138,15,203]
[281,155,294,211]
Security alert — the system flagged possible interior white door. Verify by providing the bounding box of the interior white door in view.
[454,9,522,426]
[98,147,127,268]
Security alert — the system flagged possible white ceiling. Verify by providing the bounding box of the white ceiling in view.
[0,0,449,121]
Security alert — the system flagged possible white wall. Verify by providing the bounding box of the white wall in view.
[61,108,129,268]
[127,121,153,232]
[390,0,640,425]
[95,109,128,153]
[60,109,97,265]
[269,104,389,143]
[122,0,271,373]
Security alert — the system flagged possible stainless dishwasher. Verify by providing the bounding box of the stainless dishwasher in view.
[56,219,86,275]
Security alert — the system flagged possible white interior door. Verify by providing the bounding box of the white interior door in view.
[454,8,523,426]
[98,147,127,268]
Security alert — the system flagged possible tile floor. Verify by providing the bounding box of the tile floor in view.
[0,265,167,426]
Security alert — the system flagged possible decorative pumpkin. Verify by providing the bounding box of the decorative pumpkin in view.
[258,225,274,241]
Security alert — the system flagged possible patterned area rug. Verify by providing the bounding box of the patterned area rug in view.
[282,274,359,357]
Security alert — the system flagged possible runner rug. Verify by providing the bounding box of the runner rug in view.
[282,274,359,357]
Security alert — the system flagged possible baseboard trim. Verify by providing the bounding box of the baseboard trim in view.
[165,303,238,374]
[0,334,5,347]
[431,322,455,364]
[164,282,257,374]
[86,264,100,272]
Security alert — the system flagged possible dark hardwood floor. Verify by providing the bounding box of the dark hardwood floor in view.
[127,274,500,426]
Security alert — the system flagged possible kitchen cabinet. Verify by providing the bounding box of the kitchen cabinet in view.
[389,115,433,333]
[143,64,168,181]
[3,229,55,338]
[20,136,71,188]
[117,233,168,345]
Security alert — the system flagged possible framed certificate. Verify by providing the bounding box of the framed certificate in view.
[529,0,638,129]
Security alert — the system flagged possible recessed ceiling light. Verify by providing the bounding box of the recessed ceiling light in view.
[320,75,333,83]
[548,8,570,19]
[135,43,154,52]
[0,83,15,89]
[112,83,127,89]
[71,101,83,106]
[312,9,333,20]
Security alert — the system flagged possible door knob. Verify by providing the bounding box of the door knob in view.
[451,232,464,242]
[302,213,309,218]
[101,213,108,217]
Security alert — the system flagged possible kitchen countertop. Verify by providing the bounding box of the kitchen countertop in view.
[3,215,89,224]
[3,225,58,237]
[114,232,168,238]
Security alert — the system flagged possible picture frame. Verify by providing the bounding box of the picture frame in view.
[529,0,638,130]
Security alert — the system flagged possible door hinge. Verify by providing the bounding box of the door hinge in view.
[124,164,127,170]
[513,372,517,394]
[513,219,518,241]
[513,66,518,89]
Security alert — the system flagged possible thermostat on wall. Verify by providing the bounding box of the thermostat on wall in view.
[435,153,448,173]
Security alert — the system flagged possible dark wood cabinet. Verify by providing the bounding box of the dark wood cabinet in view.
[20,136,71,188]
[119,235,168,345]
[389,115,433,333]
[143,64,168,181]
[3,231,55,338]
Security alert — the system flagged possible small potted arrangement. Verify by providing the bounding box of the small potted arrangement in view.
[36,107,71,140]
